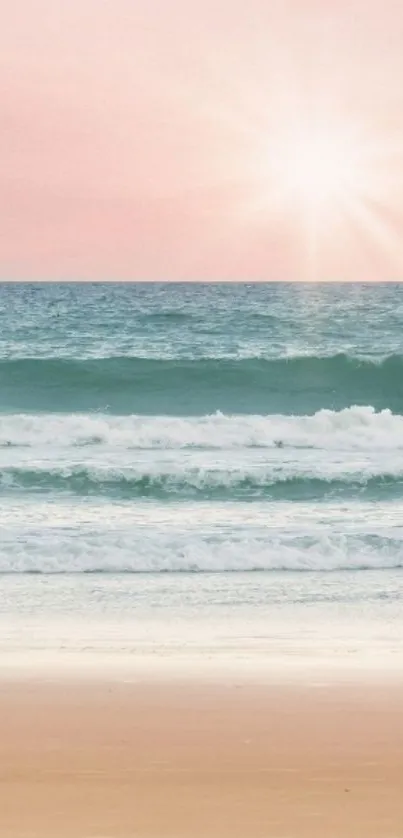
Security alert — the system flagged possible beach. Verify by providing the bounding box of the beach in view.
[4,0,403,822]
[1,671,403,838]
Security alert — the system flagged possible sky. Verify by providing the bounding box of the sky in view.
[2,0,403,281]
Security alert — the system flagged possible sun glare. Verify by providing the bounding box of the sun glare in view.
[279,128,359,214]
[270,121,365,225]
[254,111,402,278]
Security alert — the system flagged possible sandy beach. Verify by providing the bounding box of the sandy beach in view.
[1,674,402,838]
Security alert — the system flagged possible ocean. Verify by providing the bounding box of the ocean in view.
[1,281,403,670]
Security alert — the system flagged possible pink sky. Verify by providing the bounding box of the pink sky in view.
[2,0,403,280]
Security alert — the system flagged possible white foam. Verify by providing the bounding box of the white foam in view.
[1,406,403,451]
[0,523,402,573]
[1,443,403,491]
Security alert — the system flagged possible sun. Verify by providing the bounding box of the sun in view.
[257,114,397,277]
[282,130,359,213]
[273,122,363,221]
[240,102,403,279]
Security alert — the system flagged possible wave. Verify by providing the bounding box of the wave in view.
[1,530,403,573]
[0,406,402,450]
[1,463,402,501]
[1,353,403,414]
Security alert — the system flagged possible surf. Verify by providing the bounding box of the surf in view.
[1,353,403,414]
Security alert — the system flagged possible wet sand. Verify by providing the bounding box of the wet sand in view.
[0,676,402,837]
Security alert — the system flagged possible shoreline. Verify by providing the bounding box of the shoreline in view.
[2,645,403,685]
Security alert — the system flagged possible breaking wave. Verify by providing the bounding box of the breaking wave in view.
[1,462,403,501]
[0,406,403,450]
[1,353,403,413]
[1,530,403,573]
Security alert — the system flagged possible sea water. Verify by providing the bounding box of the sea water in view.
[0,282,402,669]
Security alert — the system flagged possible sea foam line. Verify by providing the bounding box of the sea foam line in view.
[1,461,403,501]
[0,406,403,450]
[1,527,403,573]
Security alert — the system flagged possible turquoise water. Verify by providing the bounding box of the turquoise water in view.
[0,282,403,660]
[2,282,403,416]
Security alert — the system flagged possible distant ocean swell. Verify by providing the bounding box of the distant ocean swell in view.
[1,353,403,413]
